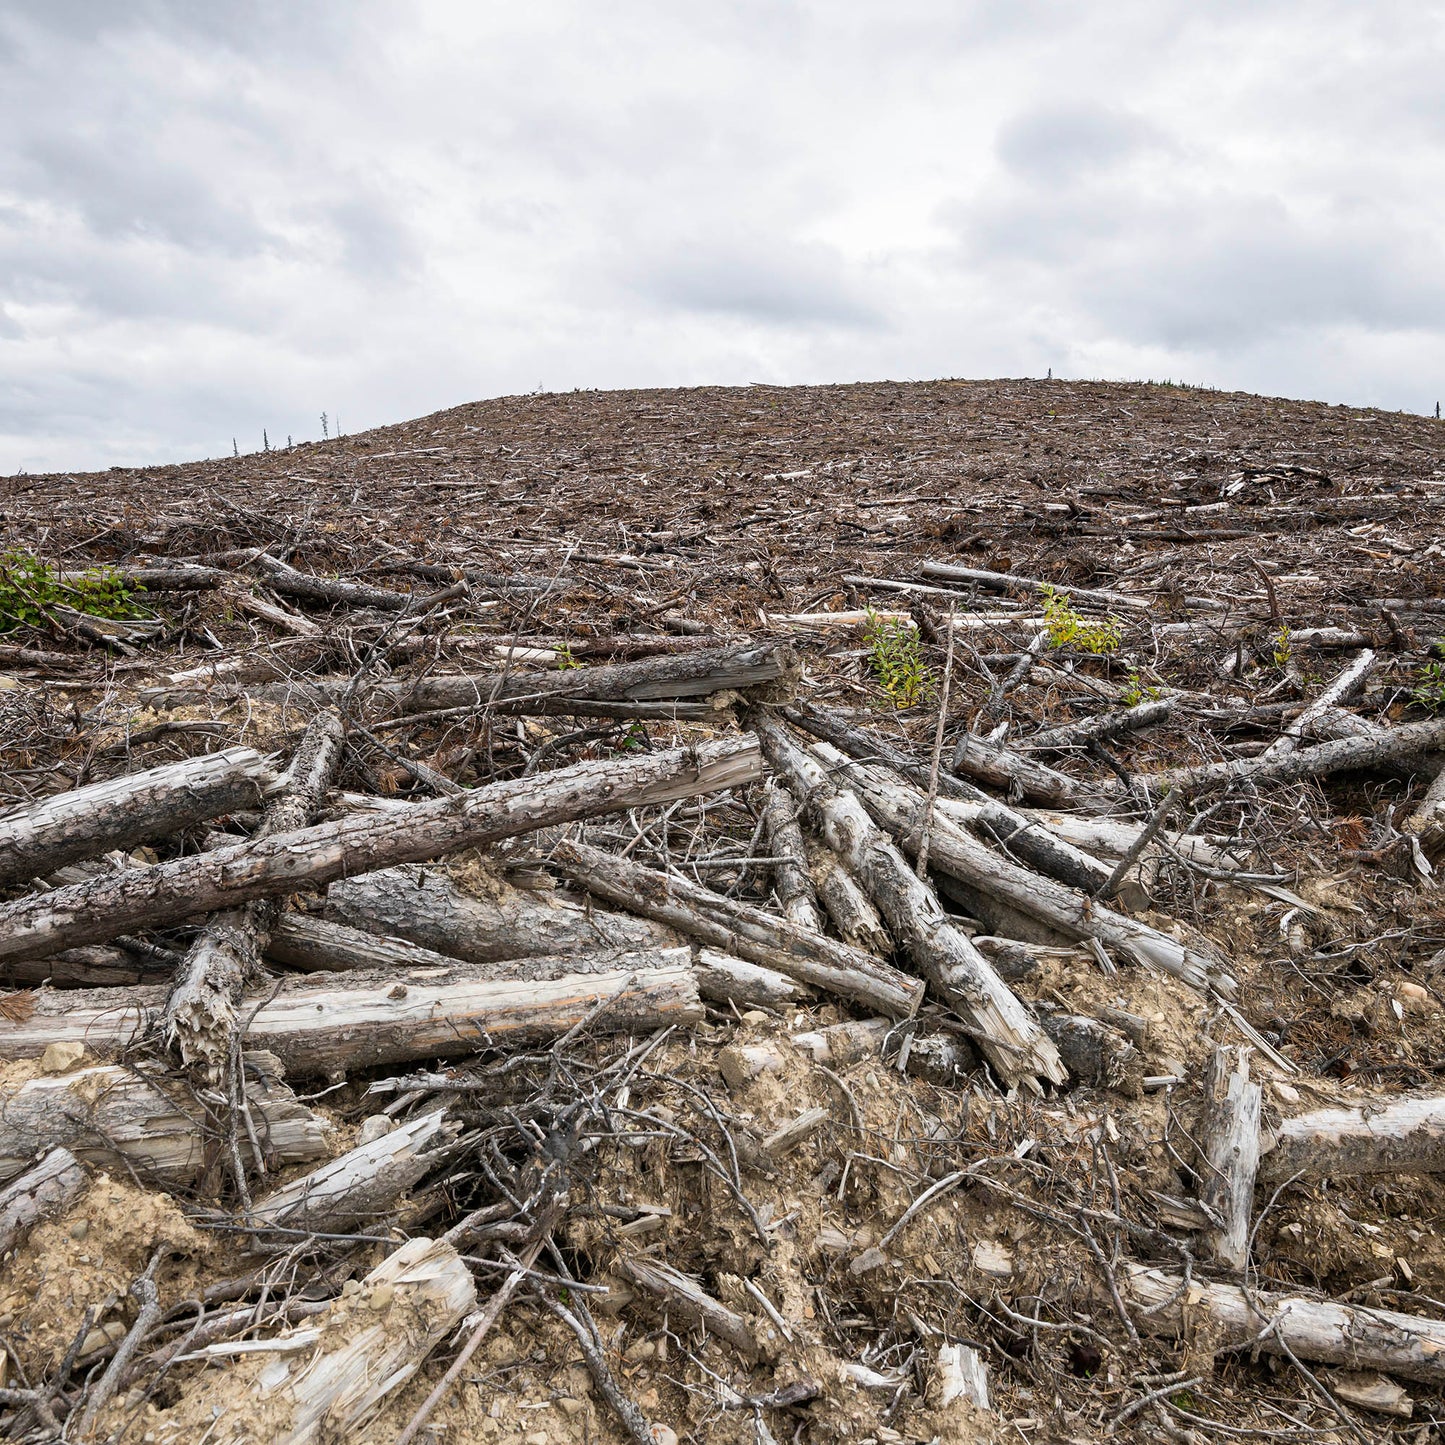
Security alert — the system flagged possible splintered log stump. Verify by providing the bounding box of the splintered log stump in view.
[1035,1008,1143,1096]
[816,743,1235,997]
[0,747,274,886]
[548,840,922,1016]
[755,716,1066,1090]
[0,736,762,964]
[0,1054,330,1186]
[1195,1045,1262,1270]
[248,1110,454,1238]
[1125,1265,1445,1384]
[0,961,703,1075]
[619,1257,760,1361]
[1260,1092,1445,1182]
[165,711,346,1077]
[326,864,673,962]
[0,1148,89,1254]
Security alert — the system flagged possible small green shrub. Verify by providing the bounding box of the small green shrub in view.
[1041,586,1122,655]
[1121,668,1163,707]
[0,549,146,632]
[863,609,931,709]
[1271,624,1293,669]
[1412,661,1445,712]
[554,643,582,671]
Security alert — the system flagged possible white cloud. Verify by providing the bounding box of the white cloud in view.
[0,0,1441,473]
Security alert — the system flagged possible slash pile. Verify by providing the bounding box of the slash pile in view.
[1,378,1444,1444]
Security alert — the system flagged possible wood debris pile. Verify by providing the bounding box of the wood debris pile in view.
[1,379,1443,1443]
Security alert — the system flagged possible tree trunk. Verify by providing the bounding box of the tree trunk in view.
[1020,697,1178,753]
[1195,1045,1262,1269]
[807,840,891,954]
[548,839,922,1017]
[1260,1092,1445,1181]
[0,1054,330,1186]
[1260,649,1375,760]
[0,747,274,886]
[761,779,825,931]
[0,960,703,1076]
[755,716,1066,1090]
[0,736,762,963]
[949,733,1085,806]
[1125,1264,1445,1384]
[165,712,346,1077]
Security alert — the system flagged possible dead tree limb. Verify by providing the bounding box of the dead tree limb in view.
[760,778,825,931]
[0,1148,89,1254]
[0,736,762,963]
[1195,1045,1262,1270]
[1020,697,1178,753]
[1260,649,1376,760]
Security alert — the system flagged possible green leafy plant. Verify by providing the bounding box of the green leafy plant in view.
[554,643,582,671]
[863,609,931,709]
[1412,661,1445,712]
[1041,586,1122,655]
[0,549,146,633]
[1121,668,1163,707]
[1271,624,1293,669]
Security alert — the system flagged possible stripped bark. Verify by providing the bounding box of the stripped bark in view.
[1195,1046,1262,1270]
[0,736,762,964]
[761,778,824,931]
[0,1054,330,1186]
[164,711,346,1077]
[755,715,1066,1089]
[548,839,922,1016]
[0,747,273,886]
[0,961,703,1075]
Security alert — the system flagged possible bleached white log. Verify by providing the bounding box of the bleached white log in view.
[1260,649,1376,760]
[807,841,891,954]
[935,1341,990,1410]
[1125,1264,1445,1384]
[1195,1046,1262,1270]
[1260,1091,1445,1182]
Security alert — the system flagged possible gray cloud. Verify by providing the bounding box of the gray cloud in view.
[0,0,1442,473]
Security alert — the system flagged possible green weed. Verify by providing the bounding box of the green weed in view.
[554,643,582,671]
[0,549,147,633]
[1121,668,1163,707]
[1412,661,1445,712]
[1272,624,1293,669]
[1041,586,1122,655]
[863,609,931,709]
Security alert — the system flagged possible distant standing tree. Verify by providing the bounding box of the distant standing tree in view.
[321,412,329,439]
[232,438,239,457]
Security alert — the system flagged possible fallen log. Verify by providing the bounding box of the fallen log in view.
[809,742,1236,997]
[165,711,345,1077]
[1260,649,1375,760]
[1404,761,1445,862]
[548,840,923,1017]
[1195,1045,1262,1270]
[272,914,807,1010]
[1125,1264,1445,1385]
[165,1236,476,1445]
[325,864,672,963]
[247,1110,454,1237]
[1260,1091,1445,1182]
[1019,697,1178,753]
[2,943,172,989]
[807,841,891,954]
[761,779,824,931]
[755,716,1066,1090]
[0,960,704,1075]
[0,1148,89,1254]
[618,1257,760,1362]
[1136,715,1445,799]
[0,1054,330,1186]
[0,747,274,886]
[0,736,762,964]
[249,552,433,613]
[918,560,1149,611]
[1035,1007,1143,1096]
[949,733,1085,806]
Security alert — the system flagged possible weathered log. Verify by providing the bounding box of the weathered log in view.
[618,1256,760,1361]
[761,779,824,931]
[0,1054,330,1186]
[365,642,792,715]
[949,733,1085,806]
[165,712,346,1077]
[1019,697,1178,754]
[169,1236,476,1445]
[1404,761,1445,861]
[325,864,671,964]
[271,913,807,1010]
[1260,1092,1445,1182]
[755,716,1066,1089]
[0,1147,89,1254]
[548,839,922,1017]
[1195,1046,1262,1270]
[962,800,1115,897]
[811,742,1236,997]
[807,840,891,954]
[1137,716,1445,798]
[1035,1007,1143,1096]
[0,747,274,886]
[248,1110,454,1237]
[1125,1264,1445,1384]
[790,1018,978,1085]
[917,561,1148,611]
[0,961,703,1075]
[249,552,432,613]
[1260,649,1376,760]
[2,943,171,989]
[0,736,762,963]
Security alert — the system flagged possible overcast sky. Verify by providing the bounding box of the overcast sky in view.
[2,1,1442,473]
